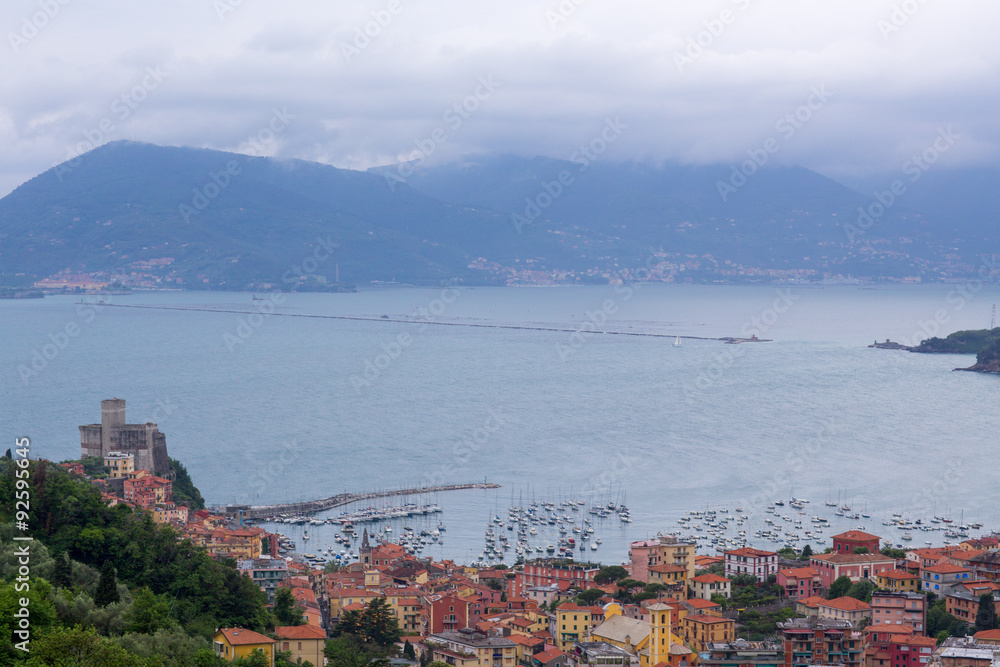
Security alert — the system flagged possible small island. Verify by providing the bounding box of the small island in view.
[871,328,1000,374]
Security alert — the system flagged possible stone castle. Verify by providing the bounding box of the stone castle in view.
[80,398,172,477]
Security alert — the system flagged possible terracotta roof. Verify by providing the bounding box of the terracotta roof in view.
[821,597,871,612]
[684,614,732,624]
[879,569,918,580]
[275,625,327,639]
[781,567,820,579]
[691,574,729,584]
[725,547,776,557]
[832,530,881,542]
[812,553,894,565]
[866,623,914,635]
[216,628,275,646]
[534,648,567,664]
[974,629,1000,641]
[797,595,827,608]
[922,563,971,574]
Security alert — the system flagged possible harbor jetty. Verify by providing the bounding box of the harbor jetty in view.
[213,482,500,519]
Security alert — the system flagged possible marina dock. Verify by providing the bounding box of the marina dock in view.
[213,482,500,519]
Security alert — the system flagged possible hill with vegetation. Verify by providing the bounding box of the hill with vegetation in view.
[913,328,1000,373]
[0,455,294,665]
[0,142,990,289]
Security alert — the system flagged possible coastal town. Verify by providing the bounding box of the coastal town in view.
[50,399,1000,667]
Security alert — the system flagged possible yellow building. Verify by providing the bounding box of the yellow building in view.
[647,603,674,666]
[275,625,326,667]
[213,628,275,665]
[104,452,134,478]
[557,602,600,651]
[680,614,734,652]
[876,569,920,593]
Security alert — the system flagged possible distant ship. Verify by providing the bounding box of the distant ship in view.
[673,336,682,347]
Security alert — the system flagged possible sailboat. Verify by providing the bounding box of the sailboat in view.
[673,336,682,347]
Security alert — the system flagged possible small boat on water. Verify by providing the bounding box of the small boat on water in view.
[674,336,682,347]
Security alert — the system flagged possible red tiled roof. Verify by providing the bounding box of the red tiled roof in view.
[821,597,871,612]
[216,628,275,646]
[922,563,970,574]
[725,547,776,557]
[534,648,566,664]
[684,599,721,609]
[685,614,732,625]
[275,625,327,639]
[832,530,881,542]
[797,596,827,608]
[649,564,687,574]
[974,629,1000,641]
[781,567,820,579]
[879,569,918,580]
[691,574,729,584]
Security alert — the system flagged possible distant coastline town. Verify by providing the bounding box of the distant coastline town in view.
[10,398,999,666]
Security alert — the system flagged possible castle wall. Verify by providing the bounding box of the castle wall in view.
[80,425,103,459]
[79,400,171,477]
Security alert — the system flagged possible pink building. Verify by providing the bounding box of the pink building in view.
[870,591,926,633]
[724,548,778,582]
[810,552,896,588]
[777,566,823,599]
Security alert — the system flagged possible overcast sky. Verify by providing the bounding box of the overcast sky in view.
[1,0,998,196]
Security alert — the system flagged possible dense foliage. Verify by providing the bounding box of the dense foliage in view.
[914,328,1000,355]
[168,458,205,510]
[0,459,277,664]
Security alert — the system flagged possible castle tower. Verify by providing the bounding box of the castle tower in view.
[101,398,126,456]
[647,602,673,667]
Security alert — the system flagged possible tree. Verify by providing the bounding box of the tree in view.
[975,592,997,632]
[777,547,798,559]
[274,587,305,626]
[847,580,876,603]
[828,576,852,600]
[799,545,814,560]
[853,547,871,554]
[576,588,605,605]
[881,546,907,559]
[24,626,149,667]
[126,587,176,634]
[485,578,503,591]
[95,561,121,607]
[595,565,629,585]
[54,551,74,589]
[403,640,416,660]
[360,597,402,647]
[325,636,392,667]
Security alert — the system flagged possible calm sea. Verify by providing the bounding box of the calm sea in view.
[2,284,998,565]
